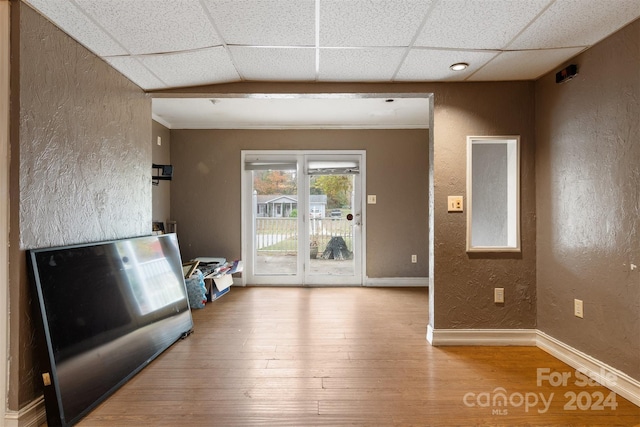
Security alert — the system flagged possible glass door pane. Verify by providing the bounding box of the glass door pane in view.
[309,174,355,275]
[305,155,362,286]
[252,167,299,276]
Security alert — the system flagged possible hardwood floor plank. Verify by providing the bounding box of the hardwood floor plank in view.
[96,399,320,416]
[83,414,396,427]
[68,287,639,427]
[107,387,443,402]
[150,356,269,370]
[123,376,324,390]
[265,358,446,370]
[162,367,439,379]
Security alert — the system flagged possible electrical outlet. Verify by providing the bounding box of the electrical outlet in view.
[411,254,417,263]
[367,195,377,204]
[494,288,504,303]
[448,196,463,212]
[574,299,584,318]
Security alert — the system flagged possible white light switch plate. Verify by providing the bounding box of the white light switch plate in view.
[574,299,583,318]
[367,195,377,204]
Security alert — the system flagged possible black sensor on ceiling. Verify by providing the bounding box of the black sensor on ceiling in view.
[556,64,578,84]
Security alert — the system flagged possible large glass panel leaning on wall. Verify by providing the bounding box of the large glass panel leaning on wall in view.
[466,136,520,252]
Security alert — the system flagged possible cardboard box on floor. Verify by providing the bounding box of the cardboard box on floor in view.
[196,259,243,302]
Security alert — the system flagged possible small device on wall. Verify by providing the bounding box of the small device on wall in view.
[152,163,173,186]
[555,64,578,84]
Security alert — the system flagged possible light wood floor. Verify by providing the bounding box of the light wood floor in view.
[75,287,639,426]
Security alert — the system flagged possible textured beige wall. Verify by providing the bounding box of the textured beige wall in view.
[152,120,171,225]
[431,82,536,329]
[9,2,151,409]
[169,128,430,279]
[535,19,640,380]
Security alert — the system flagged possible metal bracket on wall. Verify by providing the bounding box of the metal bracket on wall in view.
[152,163,173,186]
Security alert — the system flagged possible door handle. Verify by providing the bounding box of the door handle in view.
[347,213,361,226]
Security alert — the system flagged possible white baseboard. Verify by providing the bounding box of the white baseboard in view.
[536,330,640,407]
[4,396,46,427]
[237,277,428,287]
[426,326,537,346]
[365,277,428,287]
[426,326,639,408]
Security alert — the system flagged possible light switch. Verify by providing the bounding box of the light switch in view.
[574,299,583,318]
[367,195,377,204]
[448,196,463,212]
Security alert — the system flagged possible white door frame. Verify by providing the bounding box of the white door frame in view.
[303,152,364,286]
[241,150,366,286]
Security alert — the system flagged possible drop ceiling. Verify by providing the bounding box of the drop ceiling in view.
[23,0,640,129]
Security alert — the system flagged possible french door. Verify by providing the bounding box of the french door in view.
[242,151,364,286]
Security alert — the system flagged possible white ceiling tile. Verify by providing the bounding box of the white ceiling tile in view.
[320,0,435,47]
[318,48,406,82]
[23,0,127,56]
[509,0,640,49]
[469,47,585,81]
[415,0,550,49]
[75,0,222,55]
[203,0,315,46]
[395,49,497,81]
[138,47,240,88]
[104,57,167,90]
[229,47,316,81]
